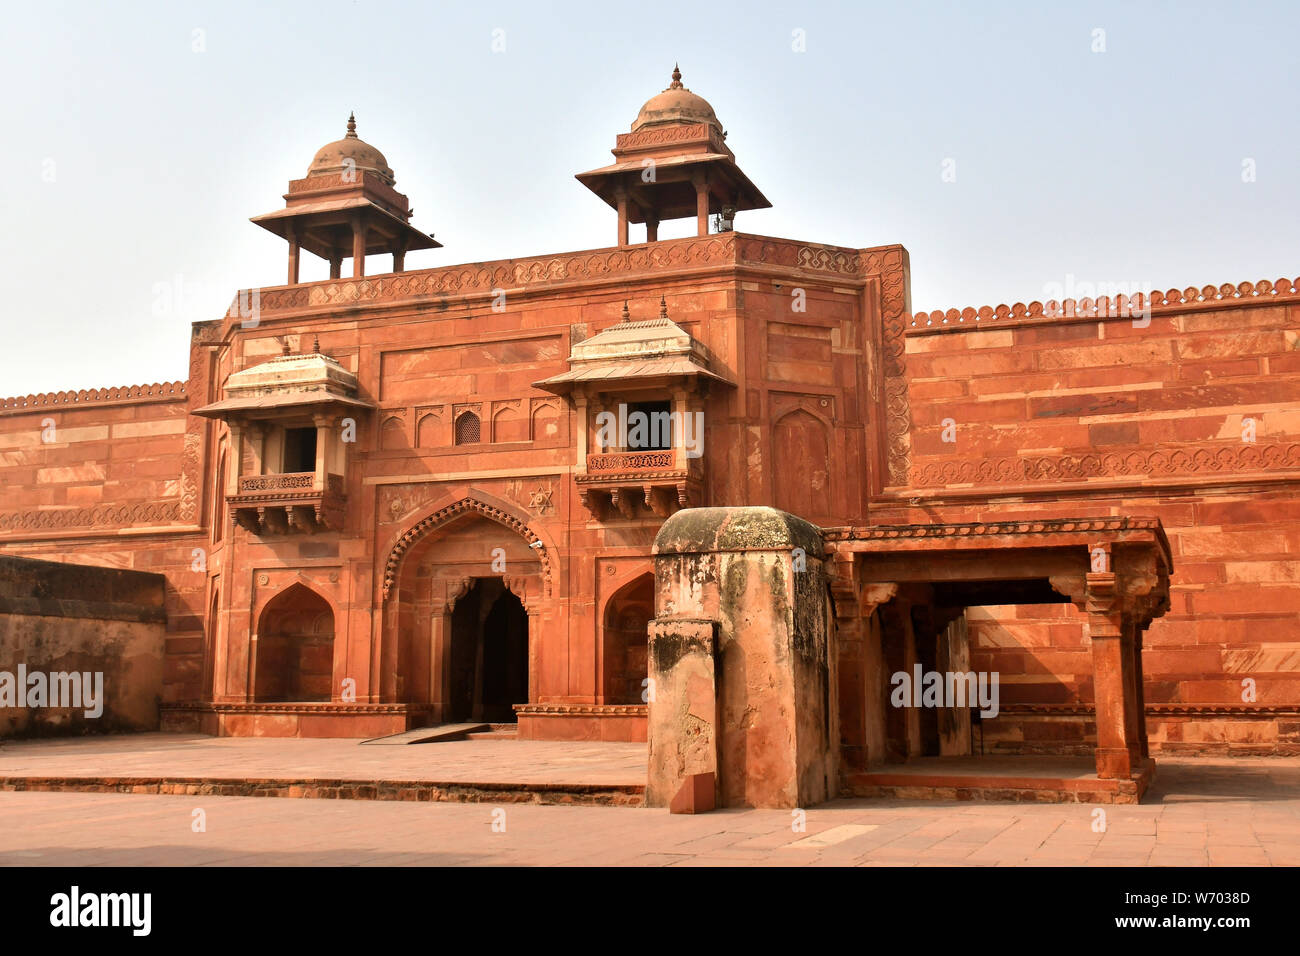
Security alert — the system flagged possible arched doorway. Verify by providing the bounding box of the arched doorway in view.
[254,583,334,702]
[772,409,831,524]
[384,495,549,719]
[603,573,654,705]
[447,578,529,722]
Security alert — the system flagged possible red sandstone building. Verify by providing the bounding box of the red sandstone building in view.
[1,68,1296,805]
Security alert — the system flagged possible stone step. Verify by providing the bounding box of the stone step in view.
[359,723,490,746]
[0,774,645,807]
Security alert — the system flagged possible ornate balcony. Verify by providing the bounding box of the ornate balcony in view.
[228,472,346,534]
[576,451,702,519]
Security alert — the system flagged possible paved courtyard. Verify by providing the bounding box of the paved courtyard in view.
[0,735,1297,865]
[0,733,646,786]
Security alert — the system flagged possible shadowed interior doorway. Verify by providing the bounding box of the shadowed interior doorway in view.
[447,577,529,723]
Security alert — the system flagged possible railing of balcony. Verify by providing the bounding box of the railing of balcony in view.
[236,473,344,494]
[586,450,675,472]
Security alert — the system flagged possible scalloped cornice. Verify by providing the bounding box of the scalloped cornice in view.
[910,276,1300,332]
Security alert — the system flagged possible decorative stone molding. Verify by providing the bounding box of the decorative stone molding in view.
[443,576,472,611]
[909,275,1300,331]
[230,233,885,319]
[240,472,315,492]
[824,515,1166,543]
[911,442,1300,488]
[0,501,181,532]
[513,703,648,716]
[161,701,433,715]
[527,486,554,515]
[858,249,911,486]
[587,451,674,471]
[381,495,551,599]
[615,123,718,150]
[0,381,187,413]
[995,704,1300,718]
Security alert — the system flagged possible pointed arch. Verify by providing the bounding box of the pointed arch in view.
[380,415,407,451]
[772,408,831,524]
[253,582,335,702]
[602,571,654,704]
[454,410,481,445]
[381,493,553,600]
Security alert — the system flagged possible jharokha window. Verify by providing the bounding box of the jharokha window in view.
[624,400,673,451]
[454,411,481,445]
[282,427,318,472]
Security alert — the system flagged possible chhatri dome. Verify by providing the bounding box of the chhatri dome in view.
[630,64,724,137]
[577,65,770,246]
[306,112,395,186]
[250,112,438,285]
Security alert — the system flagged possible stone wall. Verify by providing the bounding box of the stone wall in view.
[0,555,166,736]
[886,292,1300,754]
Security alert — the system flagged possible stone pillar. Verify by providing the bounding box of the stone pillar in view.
[287,226,300,285]
[226,422,244,496]
[649,506,835,809]
[1086,570,1141,778]
[1134,623,1150,758]
[646,216,659,243]
[429,606,450,723]
[527,609,540,708]
[393,238,407,274]
[329,256,342,280]
[692,172,710,237]
[615,186,629,248]
[247,423,266,477]
[574,392,589,474]
[830,555,896,773]
[670,386,689,472]
[351,213,366,277]
[312,414,331,489]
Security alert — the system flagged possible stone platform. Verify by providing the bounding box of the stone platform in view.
[0,736,1169,808]
[0,733,646,807]
[844,755,1155,804]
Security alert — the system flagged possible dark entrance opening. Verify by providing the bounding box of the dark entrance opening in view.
[283,427,317,473]
[626,400,672,450]
[447,578,529,723]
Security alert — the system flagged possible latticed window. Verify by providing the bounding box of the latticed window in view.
[454,411,481,445]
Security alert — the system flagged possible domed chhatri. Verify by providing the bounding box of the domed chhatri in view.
[307,112,396,186]
[631,65,724,136]
[250,112,439,285]
[576,65,770,247]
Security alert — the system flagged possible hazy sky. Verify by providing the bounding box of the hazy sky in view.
[2,0,1296,395]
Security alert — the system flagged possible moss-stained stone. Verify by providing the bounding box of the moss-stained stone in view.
[648,506,835,809]
[653,506,825,558]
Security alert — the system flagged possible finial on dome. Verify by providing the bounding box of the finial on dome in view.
[659,295,668,319]
[312,334,320,353]
[669,64,683,89]
[621,300,630,323]
[346,112,357,139]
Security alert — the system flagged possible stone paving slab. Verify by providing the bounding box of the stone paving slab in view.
[0,746,1297,866]
[0,733,646,786]
[0,774,1293,866]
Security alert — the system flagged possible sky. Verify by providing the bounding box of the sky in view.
[1,0,1296,395]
